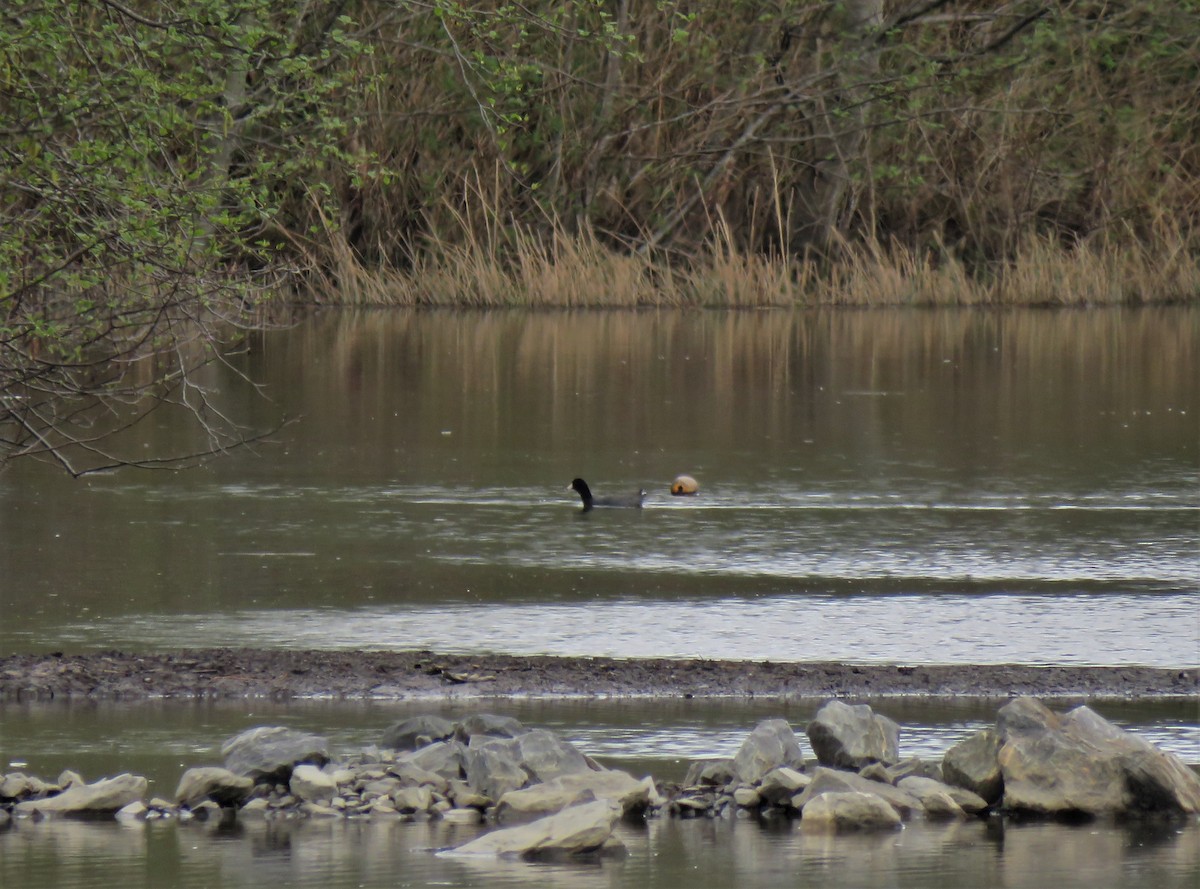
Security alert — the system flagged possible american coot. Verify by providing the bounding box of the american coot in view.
[569,478,646,511]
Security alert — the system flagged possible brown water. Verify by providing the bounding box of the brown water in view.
[1,308,1195,663]
[1,307,1198,888]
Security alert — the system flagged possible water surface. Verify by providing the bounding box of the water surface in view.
[2,307,1199,889]
[1,308,1195,665]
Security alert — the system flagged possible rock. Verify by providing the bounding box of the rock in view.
[290,764,337,803]
[369,799,399,818]
[732,719,806,784]
[807,700,899,769]
[800,791,902,832]
[443,807,482,824]
[733,787,761,807]
[390,760,452,794]
[116,800,148,821]
[301,800,341,818]
[893,779,965,818]
[440,799,624,859]
[942,728,1003,803]
[898,776,988,815]
[56,770,85,790]
[448,779,491,809]
[189,800,223,821]
[403,740,467,782]
[1,773,36,800]
[996,697,1200,817]
[884,757,943,784]
[466,730,592,801]
[14,773,147,816]
[392,785,434,813]
[858,762,892,783]
[221,726,329,783]
[455,714,525,742]
[496,770,652,820]
[683,759,737,788]
[466,737,532,800]
[792,767,924,820]
[175,767,255,808]
[513,730,593,782]
[757,766,810,805]
[381,715,457,751]
[239,798,270,818]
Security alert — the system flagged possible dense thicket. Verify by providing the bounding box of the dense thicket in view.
[316,0,1199,288]
[1,0,1197,470]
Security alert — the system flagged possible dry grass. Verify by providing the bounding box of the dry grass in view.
[302,213,1198,308]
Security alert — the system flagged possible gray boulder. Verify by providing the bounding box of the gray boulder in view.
[807,700,899,769]
[757,766,810,805]
[897,775,988,815]
[14,773,147,816]
[883,757,943,784]
[456,714,525,742]
[1,773,42,800]
[793,766,924,819]
[466,737,529,801]
[683,759,737,788]
[440,799,624,859]
[513,729,593,782]
[732,719,806,784]
[465,729,593,801]
[221,726,329,783]
[381,715,456,751]
[496,770,653,820]
[389,759,453,793]
[393,784,434,813]
[942,729,1003,803]
[403,739,467,781]
[996,697,1200,817]
[800,791,902,832]
[174,767,254,808]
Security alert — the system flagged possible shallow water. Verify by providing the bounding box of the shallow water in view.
[1,308,1196,665]
[3,815,1198,889]
[2,697,1197,793]
[2,697,1198,889]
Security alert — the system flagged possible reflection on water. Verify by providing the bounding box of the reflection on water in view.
[2,807,1198,889]
[1,307,1197,665]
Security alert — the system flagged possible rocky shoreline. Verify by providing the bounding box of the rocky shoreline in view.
[1,649,1197,701]
[4,697,1198,856]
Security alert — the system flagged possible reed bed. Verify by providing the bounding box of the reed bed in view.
[305,216,1199,308]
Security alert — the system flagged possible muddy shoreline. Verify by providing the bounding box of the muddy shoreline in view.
[1,650,1196,701]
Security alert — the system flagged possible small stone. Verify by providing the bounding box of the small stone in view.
[733,787,761,807]
[240,798,271,818]
[116,800,148,820]
[290,764,337,803]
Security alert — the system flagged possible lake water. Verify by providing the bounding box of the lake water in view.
[1,307,1198,888]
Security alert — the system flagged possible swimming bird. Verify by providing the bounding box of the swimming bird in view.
[569,478,646,511]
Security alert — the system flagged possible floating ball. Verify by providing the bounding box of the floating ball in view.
[671,474,699,496]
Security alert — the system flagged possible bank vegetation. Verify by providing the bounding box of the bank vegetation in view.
[2,0,1198,471]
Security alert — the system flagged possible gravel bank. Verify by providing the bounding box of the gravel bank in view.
[2,650,1196,701]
